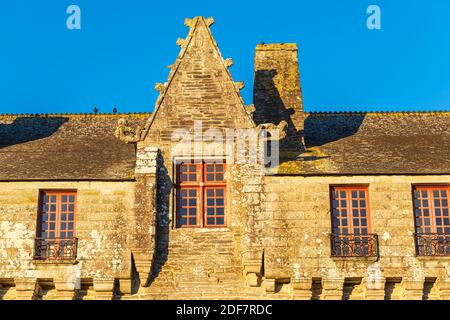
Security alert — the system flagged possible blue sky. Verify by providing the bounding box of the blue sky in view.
[1,0,450,114]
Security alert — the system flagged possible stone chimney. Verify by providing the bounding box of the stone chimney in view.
[253,43,304,150]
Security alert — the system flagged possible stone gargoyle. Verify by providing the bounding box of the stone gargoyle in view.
[256,120,288,140]
[115,118,143,143]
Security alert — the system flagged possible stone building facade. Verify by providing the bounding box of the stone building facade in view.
[0,16,449,300]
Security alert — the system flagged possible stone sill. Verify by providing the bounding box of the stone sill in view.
[331,256,379,262]
[32,259,79,266]
[415,255,450,261]
[172,227,230,233]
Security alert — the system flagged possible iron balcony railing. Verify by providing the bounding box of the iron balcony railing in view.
[414,233,450,256]
[34,238,78,260]
[330,234,379,258]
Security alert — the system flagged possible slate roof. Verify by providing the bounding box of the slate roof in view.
[0,111,449,180]
[276,111,450,175]
[0,114,150,180]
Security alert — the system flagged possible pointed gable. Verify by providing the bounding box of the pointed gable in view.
[143,17,255,141]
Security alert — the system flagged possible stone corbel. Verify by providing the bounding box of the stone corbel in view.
[362,276,386,300]
[244,261,263,287]
[292,278,313,300]
[321,278,345,300]
[93,278,116,300]
[14,278,40,300]
[54,278,77,300]
[119,278,132,296]
[400,278,425,300]
[114,118,143,144]
[132,249,154,287]
[435,278,450,300]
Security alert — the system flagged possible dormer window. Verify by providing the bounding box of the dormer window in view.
[174,160,226,228]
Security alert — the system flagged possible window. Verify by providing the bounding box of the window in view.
[35,191,78,260]
[413,186,450,256]
[330,186,378,257]
[175,160,226,228]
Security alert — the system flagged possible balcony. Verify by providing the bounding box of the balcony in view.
[414,233,450,256]
[330,234,379,258]
[34,238,78,261]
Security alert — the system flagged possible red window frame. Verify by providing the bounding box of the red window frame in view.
[37,190,77,240]
[174,160,227,228]
[330,186,371,236]
[413,186,450,235]
[330,186,378,257]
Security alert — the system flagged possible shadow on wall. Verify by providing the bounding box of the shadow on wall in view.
[304,113,366,148]
[148,159,171,286]
[0,117,69,148]
[253,69,304,152]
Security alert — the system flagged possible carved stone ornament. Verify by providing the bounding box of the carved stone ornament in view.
[115,118,143,143]
[224,58,234,68]
[235,81,245,90]
[256,120,288,140]
[205,17,215,27]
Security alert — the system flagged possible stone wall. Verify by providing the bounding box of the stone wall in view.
[0,181,135,299]
[260,175,450,299]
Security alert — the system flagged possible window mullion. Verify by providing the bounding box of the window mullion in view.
[429,189,437,234]
[56,193,61,239]
[347,190,354,234]
[200,161,204,227]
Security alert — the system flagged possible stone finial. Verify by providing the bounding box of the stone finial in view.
[205,17,215,27]
[115,118,143,144]
[154,82,166,93]
[224,58,234,68]
[176,38,185,47]
[235,82,245,91]
[247,104,256,115]
[184,18,195,28]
